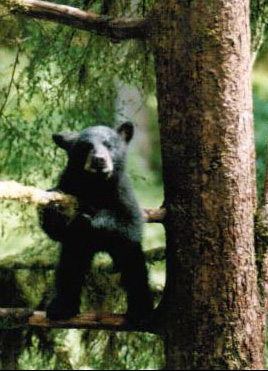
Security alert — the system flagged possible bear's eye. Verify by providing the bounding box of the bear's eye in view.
[103,140,113,150]
[79,142,91,152]
[87,142,94,152]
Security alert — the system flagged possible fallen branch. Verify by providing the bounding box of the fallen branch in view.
[1,0,149,42]
[0,181,166,223]
[0,309,158,333]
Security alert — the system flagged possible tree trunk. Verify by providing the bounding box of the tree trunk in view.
[150,0,265,369]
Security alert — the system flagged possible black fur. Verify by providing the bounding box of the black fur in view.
[39,123,153,322]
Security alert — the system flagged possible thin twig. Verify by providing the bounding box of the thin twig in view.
[0,46,20,115]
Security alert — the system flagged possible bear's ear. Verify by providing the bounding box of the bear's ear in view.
[52,132,79,151]
[117,122,134,143]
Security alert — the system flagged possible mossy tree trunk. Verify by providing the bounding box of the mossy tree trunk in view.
[150,0,267,369]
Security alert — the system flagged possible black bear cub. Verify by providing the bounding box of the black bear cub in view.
[39,122,153,323]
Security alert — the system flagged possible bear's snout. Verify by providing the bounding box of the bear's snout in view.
[91,156,106,171]
[84,147,114,177]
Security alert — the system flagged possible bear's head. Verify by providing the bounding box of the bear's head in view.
[53,122,134,179]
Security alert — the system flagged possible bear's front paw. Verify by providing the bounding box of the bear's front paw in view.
[47,300,80,320]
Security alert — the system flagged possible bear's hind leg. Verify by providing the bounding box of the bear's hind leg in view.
[47,239,93,320]
[110,241,154,324]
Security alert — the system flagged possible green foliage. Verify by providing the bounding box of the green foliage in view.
[0,15,156,186]
[250,0,268,53]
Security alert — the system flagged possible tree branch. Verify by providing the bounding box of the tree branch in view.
[0,309,158,333]
[142,207,166,224]
[0,180,78,218]
[0,47,20,115]
[0,180,166,223]
[1,0,149,42]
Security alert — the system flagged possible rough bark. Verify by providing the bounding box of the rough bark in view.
[1,0,148,41]
[150,0,265,369]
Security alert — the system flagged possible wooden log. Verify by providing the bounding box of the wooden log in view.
[0,309,158,333]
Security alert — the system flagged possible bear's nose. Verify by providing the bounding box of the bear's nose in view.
[91,156,106,170]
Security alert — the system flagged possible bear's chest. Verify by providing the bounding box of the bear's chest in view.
[78,195,118,214]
